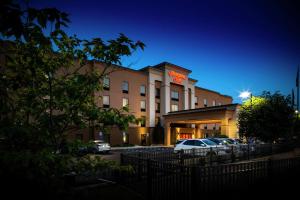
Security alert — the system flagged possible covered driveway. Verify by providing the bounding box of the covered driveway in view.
[163,104,240,145]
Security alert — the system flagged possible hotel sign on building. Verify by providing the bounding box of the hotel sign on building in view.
[69,62,239,146]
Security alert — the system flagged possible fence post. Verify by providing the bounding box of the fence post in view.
[210,147,213,166]
[120,153,124,165]
[267,158,273,180]
[231,146,236,163]
[138,152,142,180]
[147,159,152,200]
[247,144,250,160]
[180,149,184,166]
[191,166,198,199]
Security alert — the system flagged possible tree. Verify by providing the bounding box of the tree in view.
[0,0,145,151]
[238,91,294,142]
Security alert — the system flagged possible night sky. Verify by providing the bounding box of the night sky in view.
[31,0,300,103]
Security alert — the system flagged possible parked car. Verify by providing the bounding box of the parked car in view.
[174,138,227,156]
[77,140,111,155]
[90,140,111,154]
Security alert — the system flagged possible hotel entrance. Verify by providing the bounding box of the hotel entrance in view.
[164,104,240,146]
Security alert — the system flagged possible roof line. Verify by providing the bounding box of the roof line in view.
[195,86,232,99]
[164,103,240,116]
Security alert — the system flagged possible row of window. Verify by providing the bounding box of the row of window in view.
[102,96,147,111]
[194,97,222,107]
[103,77,147,96]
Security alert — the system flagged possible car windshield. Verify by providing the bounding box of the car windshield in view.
[176,140,185,145]
[208,138,221,145]
[202,139,217,146]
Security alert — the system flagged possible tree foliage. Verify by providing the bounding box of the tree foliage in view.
[238,91,294,142]
[0,0,145,151]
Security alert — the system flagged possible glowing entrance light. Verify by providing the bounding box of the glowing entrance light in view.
[239,90,251,99]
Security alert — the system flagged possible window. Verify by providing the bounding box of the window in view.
[195,96,198,106]
[183,140,195,146]
[194,140,205,147]
[212,100,216,106]
[103,96,110,108]
[140,100,146,112]
[140,116,146,127]
[218,102,222,106]
[155,88,160,98]
[204,99,207,107]
[155,117,160,125]
[76,133,83,141]
[122,98,129,108]
[213,124,216,130]
[171,104,178,112]
[204,124,207,129]
[140,85,146,96]
[103,77,110,90]
[171,91,179,101]
[155,102,160,113]
[122,81,128,93]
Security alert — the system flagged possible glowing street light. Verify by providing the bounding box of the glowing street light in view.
[239,90,251,99]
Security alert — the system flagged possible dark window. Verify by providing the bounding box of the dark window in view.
[140,85,146,96]
[140,116,146,127]
[183,140,195,146]
[122,81,128,93]
[204,125,207,130]
[103,77,110,90]
[155,117,160,125]
[155,88,160,98]
[171,91,179,101]
[155,102,160,113]
[194,140,205,147]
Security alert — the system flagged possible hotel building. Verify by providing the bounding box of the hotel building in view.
[70,61,239,146]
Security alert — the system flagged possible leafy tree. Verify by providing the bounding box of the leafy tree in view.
[0,0,145,151]
[238,91,294,142]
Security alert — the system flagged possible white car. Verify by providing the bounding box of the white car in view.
[92,140,111,153]
[174,139,227,156]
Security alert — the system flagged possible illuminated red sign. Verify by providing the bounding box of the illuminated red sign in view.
[168,71,186,84]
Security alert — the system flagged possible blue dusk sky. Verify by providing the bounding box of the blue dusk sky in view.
[31,0,300,103]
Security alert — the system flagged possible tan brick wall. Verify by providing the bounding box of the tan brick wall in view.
[194,87,232,108]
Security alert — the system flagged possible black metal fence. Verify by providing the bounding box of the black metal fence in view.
[118,143,300,199]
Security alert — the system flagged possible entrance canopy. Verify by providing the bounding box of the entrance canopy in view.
[163,104,240,145]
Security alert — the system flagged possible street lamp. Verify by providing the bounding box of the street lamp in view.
[239,90,251,100]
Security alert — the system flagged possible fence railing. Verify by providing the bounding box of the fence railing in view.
[118,143,300,199]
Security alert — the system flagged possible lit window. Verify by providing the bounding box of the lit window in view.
[140,100,146,112]
[140,85,146,96]
[122,98,129,108]
[195,96,198,105]
[122,81,129,93]
[204,99,207,107]
[171,104,178,112]
[212,100,216,106]
[103,96,110,108]
[103,77,110,90]
[155,88,160,98]
[218,102,222,106]
[155,102,160,113]
[171,91,179,101]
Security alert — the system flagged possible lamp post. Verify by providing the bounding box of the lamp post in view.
[239,90,252,142]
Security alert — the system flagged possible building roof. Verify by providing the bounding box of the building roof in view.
[164,103,240,116]
[152,62,192,73]
[195,86,232,99]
